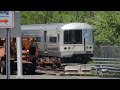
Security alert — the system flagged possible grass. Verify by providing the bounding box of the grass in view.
[87,60,96,65]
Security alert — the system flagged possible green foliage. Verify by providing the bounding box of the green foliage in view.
[21,11,120,46]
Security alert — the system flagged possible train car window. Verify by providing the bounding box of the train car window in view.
[44,31,47,42]
[50,37,57,43]
[64,30,82,44]
[75,30,82,44]
[35,37,41,42]
[64,31,69,43]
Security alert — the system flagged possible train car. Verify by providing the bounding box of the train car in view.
[21,23,94,63]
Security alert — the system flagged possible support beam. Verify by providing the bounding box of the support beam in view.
[6,28,10,79]
[16,36,23,79]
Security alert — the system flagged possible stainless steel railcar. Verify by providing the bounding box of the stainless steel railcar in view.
[21,23,94,63]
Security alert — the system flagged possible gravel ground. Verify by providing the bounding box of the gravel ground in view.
[0,63,120,79]
[0,75,120,79]
[0,66,120,79]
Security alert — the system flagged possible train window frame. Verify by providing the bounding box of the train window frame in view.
[64,29,82,44]
[49,37,57,43]
[35,37,41,42]
[58,34,59,42]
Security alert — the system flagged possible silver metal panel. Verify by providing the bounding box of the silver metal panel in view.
[21,23,65,31]
[21,23,94,58]
[61,23,93,30]
[21,23,93,31]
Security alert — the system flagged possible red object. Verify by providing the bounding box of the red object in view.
[0,19,8,24]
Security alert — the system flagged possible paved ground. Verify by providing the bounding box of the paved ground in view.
[0,75,120,79]
[0,63,120,79]
[0,68,120,79]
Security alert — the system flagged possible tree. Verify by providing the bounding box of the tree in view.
[86,11,120,46]
[21,11,120,46]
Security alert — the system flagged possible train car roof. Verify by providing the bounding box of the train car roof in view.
[21,23,93,31]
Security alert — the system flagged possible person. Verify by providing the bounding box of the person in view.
[10,38,16,57]
[0,42,6,74]
[28,39,38,74]
[23,38,32,50]
[10,38,17,74]
[29,39,37,59]
[0,43,5,58]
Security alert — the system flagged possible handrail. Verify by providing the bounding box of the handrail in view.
[91,57,120,60]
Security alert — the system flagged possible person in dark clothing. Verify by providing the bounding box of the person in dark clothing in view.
[28,39,38,74]
[0,41,6,74]
[29,45,36,55]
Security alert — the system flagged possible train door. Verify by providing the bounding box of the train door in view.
[44,31,48,54]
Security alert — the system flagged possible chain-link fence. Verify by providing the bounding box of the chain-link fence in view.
[92,46,120,77]
[93,45,120,58]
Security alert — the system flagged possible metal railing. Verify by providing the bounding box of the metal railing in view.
[92,46,120,77]
[93,46,120,58]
